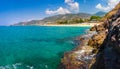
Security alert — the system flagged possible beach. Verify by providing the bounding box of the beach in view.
[41,23,101,27]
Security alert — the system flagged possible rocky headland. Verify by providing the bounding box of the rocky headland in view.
[60,2,120,69]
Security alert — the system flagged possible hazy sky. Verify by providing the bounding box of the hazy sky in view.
[0,0,119,25]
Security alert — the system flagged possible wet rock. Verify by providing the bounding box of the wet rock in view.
[60,2,120,69]
[88,31,106,49]
[60,31,97,69]
[90,24,105,32]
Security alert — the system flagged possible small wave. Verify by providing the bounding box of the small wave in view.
[45,65,48,69]
[0,66,5,69]
[27,65,34,69]
[0,63,21,69]
[0,63,35,69]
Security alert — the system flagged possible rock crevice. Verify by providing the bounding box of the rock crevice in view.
[60,2,120,69]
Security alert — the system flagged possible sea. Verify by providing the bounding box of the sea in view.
[0,26,90,69]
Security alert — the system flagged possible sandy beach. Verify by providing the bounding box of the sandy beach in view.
[41,23,101,27]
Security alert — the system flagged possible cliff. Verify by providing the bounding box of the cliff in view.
[60,2,120,69]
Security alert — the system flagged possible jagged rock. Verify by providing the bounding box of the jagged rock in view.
[60,2,120,69]
[88,31,106,49]
[103,4,120,53]
[90,24,105,32]
[91,2,120,69]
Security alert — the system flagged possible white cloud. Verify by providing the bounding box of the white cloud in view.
[46,7,71,15]
[65,0,79,13]
[65,0,74,3]
[96,3,110,11]
[96,0,120,11]
[46,0,79,15]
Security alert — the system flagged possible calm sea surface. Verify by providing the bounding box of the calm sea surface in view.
[0,26,90,69]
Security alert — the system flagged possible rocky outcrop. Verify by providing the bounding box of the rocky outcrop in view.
[102,4,120,69]
[60,25,106,69]
[60,32,97,69]
[60,2,120,69]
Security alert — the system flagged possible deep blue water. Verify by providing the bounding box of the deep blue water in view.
[0,26,90,69]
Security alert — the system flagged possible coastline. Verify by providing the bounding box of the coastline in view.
[59,23,107,69]
[59,29,97,69]
[59,3,120,69]
[40,23,101,27]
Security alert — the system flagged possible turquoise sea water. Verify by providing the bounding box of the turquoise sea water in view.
[0,26,90,69]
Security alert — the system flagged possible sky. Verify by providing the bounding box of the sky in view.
[0,0,119,25]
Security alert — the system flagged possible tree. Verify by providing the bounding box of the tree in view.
[56,20,68,24]
[90,16,102,21]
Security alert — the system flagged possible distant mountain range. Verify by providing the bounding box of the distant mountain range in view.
[94,11,106,17]
[12,11,106,26]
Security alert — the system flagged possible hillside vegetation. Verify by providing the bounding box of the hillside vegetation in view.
[13,12,106,26]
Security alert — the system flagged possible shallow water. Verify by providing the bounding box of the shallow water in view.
[0,26,90,69]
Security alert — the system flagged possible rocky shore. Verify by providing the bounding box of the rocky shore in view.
[59,2,120,69]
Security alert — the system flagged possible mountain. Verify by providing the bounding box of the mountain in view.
[12,13,92,26]
[13,20,40,26]
[43,13,91,21]
[94,11,106,17]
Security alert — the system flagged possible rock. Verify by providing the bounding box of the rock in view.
[90,24,105,32]
[88,31,106,49]
[60,31,97,69]
[60,2,120,69]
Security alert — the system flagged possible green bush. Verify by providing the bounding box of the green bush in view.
[90,16,102,21]
[56,18,84,24]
